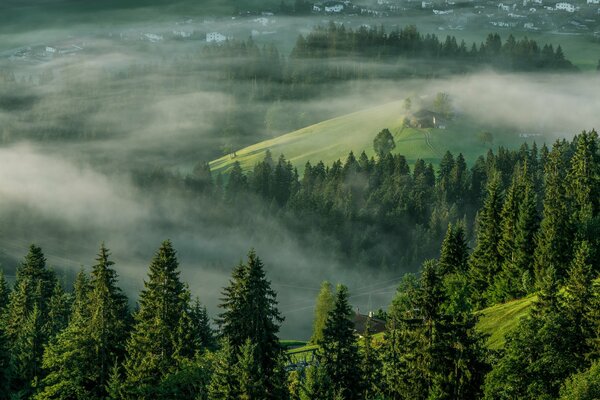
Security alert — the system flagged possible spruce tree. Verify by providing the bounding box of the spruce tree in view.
[208,339,239,400]
[36,244,130,399]
[124,240,190,398]
[217,250,285,399]
[6,246,57,395]
[469,172,503,308]
[438,222,469,276]
[316,284,363,400]
[534,140,574,283]
[310,281,335,344]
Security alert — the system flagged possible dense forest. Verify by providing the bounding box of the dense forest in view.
[0,130,598,399]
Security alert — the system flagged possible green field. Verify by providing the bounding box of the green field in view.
[476,295,536,350]
[210,100,533,175]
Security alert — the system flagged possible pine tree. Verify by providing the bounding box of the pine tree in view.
[36,244,130,399]
[360,318,381,399]
[7,246,57,394]
[566,131,599,270]
[310,281,335,344]
[46,280,70,339]
[236,339,259,400]
[492,166,539,301]
[469,172,503,308]
[71,269,90,320]
[208,339,239,400]
[438,222,469,276]
[217,250,285,399]
[534,140,574,283]
[189,299,216,352]
[124,240,190,398]
[87,244,130,397]
[316,284,364,400]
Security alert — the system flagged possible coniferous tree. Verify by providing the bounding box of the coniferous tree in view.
[360,318,381,399]
[217,250,286,399]
[534,140,574,283]
[37,244,130,399]
[315,284,363,400]
[46,280,70,340]
[468,171,503,308]
[124,240,190,398]
[438,222,469,276]
[6,246,57,395]
[208,339,239,400]
[310,281,335,344]
[189,298,216,352]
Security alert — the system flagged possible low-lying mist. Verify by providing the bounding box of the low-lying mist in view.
[1,14,600,337]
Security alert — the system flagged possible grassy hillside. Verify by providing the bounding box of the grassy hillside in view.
[284,295,537,361]
[210,101,536,175]
[476,295,536,350]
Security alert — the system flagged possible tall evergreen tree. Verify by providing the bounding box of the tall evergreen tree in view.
[534,140,574,283]
[37,244,130,399]
[438,222,469,276]
[124,240,190,398]
[310,281,335,344]
[217,250,286,399]
[6,246,57,395]
[469,172,504,307]
[315,284,363,400]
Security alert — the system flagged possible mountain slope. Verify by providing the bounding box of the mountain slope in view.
[210,100,532,175]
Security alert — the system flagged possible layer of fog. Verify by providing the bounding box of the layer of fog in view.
[1,20,600,337]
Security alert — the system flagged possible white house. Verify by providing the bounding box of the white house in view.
[498,3,512,11]
[143,33,163,42]
[313,4,322,11]
[433,9,453,14]
[325,4,344,12]
[206,32,227,43]
[555,2,575,11]
[173,30,193,38]
[588,0,600,5]
[422,1,433,8]
[45,46,56,54]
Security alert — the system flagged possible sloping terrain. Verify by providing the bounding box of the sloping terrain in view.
[210,100,531,175]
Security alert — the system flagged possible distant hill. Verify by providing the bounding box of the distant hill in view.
[210,100,540,175]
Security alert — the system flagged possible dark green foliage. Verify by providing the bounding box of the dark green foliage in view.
[373,128,396,158]
[484,262,597,399]
[6,245,57,395]
[0,326,11,400]
[560,360,600,400]
[291,24,575,73]
[438,222,469,276]
[208,339,239,400]
[469,173,504,307]
[534,140,574,283]
[360,318,381,399]
[217,250,286,399]
[123,240,190,398]
[315,285,364,399]
[36,244,130,399]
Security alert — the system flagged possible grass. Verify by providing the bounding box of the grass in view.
[209,101,533,176]
[284,296,537,361]
[476,295,537,350]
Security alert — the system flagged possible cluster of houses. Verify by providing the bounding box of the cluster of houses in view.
[312,1,350,13]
